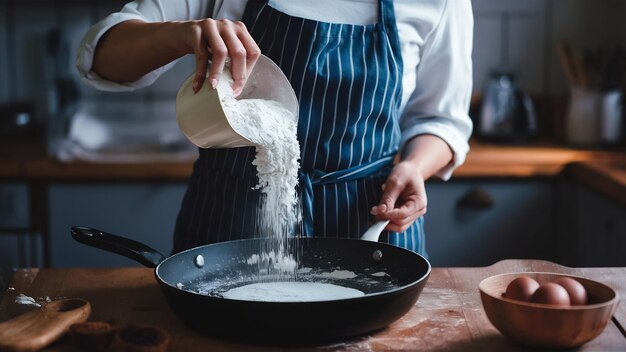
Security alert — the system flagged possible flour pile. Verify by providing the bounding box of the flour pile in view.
[217,69,301,277]
[222,282,364,302]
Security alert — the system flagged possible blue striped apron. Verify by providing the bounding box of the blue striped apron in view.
[173,0,425,255]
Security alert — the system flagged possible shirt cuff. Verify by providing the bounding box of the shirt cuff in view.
[75,13,166,92]
[400,121,470,181]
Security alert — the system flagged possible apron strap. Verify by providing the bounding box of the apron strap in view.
[300,155,394,237]
[379,0,396,27]
[379,0,403,57]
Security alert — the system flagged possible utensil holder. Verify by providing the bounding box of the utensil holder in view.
[566,88,623,146]
[565,88,601,146]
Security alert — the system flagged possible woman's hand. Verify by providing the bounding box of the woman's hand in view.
[370,134,454,233]
[170,19,261,95]
[92,19,260,95]
[370,161,427,233]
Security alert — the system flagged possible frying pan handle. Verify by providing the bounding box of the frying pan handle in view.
[71,226,165,268]
[360,220,390,242]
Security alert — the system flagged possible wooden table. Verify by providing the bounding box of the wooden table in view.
[1,259,624,351]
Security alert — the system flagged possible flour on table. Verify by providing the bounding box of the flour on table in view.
[222,282,364,302]
[14,294,41,307]
[218,68,300,278]
[5,293,42,317]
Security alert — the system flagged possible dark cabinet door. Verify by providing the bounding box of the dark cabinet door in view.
[424,180,555,267]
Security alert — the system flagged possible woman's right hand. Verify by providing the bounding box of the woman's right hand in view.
[91,19,260,95]
[168,19,261,95]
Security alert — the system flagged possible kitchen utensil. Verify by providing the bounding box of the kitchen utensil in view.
[478,71,537,143]
[0,298,91,352]
[71,224,430,345]
[558,44,588,88]
[175,54,299,148]
[479,272,619,349]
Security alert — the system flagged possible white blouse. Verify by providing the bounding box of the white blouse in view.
[76,0,474,179]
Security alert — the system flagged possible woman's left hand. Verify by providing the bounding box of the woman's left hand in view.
[370,161,427,233]
[371,134,454,233]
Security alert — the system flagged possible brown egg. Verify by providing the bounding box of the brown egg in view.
[530,283,571,306]
[554,277,588,305]
[504,276,540,302]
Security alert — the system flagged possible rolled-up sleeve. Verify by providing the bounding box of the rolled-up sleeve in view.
[399,0,474,180]
[76,0,212,92]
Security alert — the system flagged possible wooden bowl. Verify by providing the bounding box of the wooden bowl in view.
[479,272,620,349]
[70,321,117,352]
[110,325,170,352]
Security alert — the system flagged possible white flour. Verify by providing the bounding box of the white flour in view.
[222,282,364,302]
[245,251,297,274]
[321,270,358,280]
[217,69,300,277]
[14,294,41,307]
[371,272,388,277]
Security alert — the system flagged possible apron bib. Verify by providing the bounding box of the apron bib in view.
[173,0,425,255]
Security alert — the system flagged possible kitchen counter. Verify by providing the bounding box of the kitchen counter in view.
[1,259,625,351]
[565,160,626,206]
[0,140,624,180]
[455,141,626,179]
[0,140,194,181]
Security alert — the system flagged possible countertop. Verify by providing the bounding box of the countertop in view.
[456,141,625,178]
[1,139,625,203]
[1,259,624,351]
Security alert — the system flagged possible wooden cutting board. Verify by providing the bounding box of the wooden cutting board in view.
[0,298,91,352]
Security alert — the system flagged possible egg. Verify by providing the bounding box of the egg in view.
[530,283,571,306]
[504,276,540,302]
[554,277,588,305]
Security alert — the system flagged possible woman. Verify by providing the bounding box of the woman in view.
[77,0,473,256]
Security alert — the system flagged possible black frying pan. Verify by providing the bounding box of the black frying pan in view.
[71,226,430,345]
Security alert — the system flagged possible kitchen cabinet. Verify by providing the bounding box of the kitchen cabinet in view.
[41,176,624,268]
[48,183,186,267]
[424,179,555,267]
[0,234,42,269]
[47,180,557,268]
[555,180,626,267]
[0,183,29,229]
[0,183,43,268]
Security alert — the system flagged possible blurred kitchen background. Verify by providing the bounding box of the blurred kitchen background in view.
[0,0,625,269]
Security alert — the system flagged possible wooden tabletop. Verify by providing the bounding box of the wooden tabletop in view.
[1,260,624,351]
